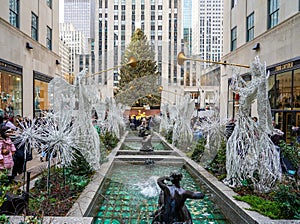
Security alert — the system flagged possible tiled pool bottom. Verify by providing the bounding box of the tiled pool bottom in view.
[93,163,230,224]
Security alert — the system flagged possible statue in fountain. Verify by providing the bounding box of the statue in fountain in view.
[152,171,205,224]
[140,134,153,152]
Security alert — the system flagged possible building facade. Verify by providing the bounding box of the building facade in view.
[62,0,98,89]
[0,0,60,118]
[181,0,223,110]
[97,0,182,104]
[59,23,86,79]
[64,0,95,54]
[59,38,72,83]
[221,0,300,141]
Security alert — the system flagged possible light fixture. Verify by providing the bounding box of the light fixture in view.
[252,43,260,51]
[56,60,60,65]
[26,42,33,49]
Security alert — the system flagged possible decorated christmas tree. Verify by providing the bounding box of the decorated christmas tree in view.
[116,29,161,107]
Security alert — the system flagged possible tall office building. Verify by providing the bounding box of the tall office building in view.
[194,0,223,65]
[64,0,95,53]
[181,0,223,110]
[97,0,182,103]
[59,23,86,77]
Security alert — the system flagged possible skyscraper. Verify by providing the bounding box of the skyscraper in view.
[64,0,95,53]
[97,0,183,101]
[181,0,223,110]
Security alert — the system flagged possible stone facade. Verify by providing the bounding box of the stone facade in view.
[0,0,60,118]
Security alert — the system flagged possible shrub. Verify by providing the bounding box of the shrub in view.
[272,184,300,219]
[100,131,119,152]
[279,140,300,170]
[190,138,206,163]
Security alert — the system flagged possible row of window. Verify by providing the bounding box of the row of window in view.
[9,0,53,50]
[230,0,279,51]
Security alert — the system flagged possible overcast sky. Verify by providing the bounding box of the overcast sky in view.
[59,0,64,23]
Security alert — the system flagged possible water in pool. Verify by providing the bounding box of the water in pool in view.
[121,141,168,151]
[93,163,230,224]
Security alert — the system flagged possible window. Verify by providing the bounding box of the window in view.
[268,0,279,29]
[9,0,19,28]
[31,13,38,41]
[231,26,237,51]
[246,12,254,42]
[231,0,237,8]
[46,0,52,8]
[46,26,52,50]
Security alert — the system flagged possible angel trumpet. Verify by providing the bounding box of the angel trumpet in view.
[177,52,250,68]
[127,56,137,68]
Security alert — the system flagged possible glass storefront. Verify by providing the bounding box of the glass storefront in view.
[33,71,53,117]
[268,58,300,142]
[0,71,22,118]
[0,59,23,119]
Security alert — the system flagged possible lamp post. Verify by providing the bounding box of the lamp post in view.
[197,87,200,117]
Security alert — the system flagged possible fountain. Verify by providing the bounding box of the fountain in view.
[87,161,230,224]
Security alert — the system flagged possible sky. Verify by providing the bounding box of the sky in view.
[59,0,64,23]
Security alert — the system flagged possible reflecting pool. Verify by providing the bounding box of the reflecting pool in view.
[91,163,230,224]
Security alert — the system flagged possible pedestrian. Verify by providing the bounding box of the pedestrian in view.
[0,126,16,179]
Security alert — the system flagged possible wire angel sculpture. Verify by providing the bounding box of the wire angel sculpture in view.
[104,97,126,139]
[198,112,227,167]
[159,104,171,137]
[171,95,194,150]
[224,57,281,193]
[48,70,101,170]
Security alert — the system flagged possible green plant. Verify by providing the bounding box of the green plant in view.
[100,131,119,151]
[166,129,173,144]
[0,170,11,207]
[206,139,227,180]
[272,184,300,219]
[68,149,93,176]
[0,214,9,224]
[234,195,282,219]
[28,156,94,217]
[190,138,206,163]
[279,140,300,170]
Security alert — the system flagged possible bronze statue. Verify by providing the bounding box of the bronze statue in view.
[152,171,205,224]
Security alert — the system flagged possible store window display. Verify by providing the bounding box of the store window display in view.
[34,80,50,117]
[0,72,22,121]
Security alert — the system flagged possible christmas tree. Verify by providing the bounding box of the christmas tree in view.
[116,29,161,107]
